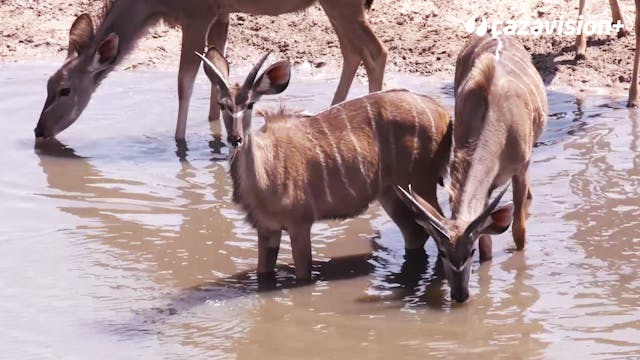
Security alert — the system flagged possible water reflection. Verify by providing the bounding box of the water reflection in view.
[4,63,639,357]
[562,105,640,354]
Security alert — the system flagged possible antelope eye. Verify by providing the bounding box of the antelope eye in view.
[470,249,476,257]
[246,102,255,110]
[59,88,71,97]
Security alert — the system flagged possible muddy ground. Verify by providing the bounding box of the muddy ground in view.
[1,0,637,95]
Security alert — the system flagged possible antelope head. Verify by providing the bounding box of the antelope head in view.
[396,185,514,303]
[196,48,291,148]
[35,14,120,139]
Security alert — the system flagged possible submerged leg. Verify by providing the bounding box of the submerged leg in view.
[257,228,282,275]
[176,18,210,140]
[378,186,429,251]
[288,222,313,280]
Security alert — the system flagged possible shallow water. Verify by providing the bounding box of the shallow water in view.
[0,63,639,359]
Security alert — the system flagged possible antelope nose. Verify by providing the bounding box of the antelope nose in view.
[451,290,470,303]
[228,134,242,147]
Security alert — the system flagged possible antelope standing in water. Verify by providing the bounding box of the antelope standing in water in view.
[34,0,386,140]
[397,35,548,303]
[575,0,640,107]
[196,48,452,280]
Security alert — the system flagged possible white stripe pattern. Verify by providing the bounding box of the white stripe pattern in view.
[340,107,370,191]
[306,132,333,204]
[318,116,357,197]
[362,98,383,188]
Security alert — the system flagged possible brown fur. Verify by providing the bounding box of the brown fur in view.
[453,34,547,249]
[36,0,386,140]
[396,35,547,303]
[230,89,452,279]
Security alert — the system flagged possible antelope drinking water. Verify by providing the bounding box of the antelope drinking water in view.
[397,35,548,303]
[197,48,452,280]
[34,0,387,140]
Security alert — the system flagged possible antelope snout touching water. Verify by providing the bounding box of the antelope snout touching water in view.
[397,35,548,303]
[197,47,452,281]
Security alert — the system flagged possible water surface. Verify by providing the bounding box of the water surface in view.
[0,64,639,359]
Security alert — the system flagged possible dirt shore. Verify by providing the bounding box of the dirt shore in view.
[1,0,638,95]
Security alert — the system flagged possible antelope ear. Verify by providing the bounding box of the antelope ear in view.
[91,33,119,71]
[481,202,514,234]
[68,14,94,58]
[196,48,230,97]
[253,61,291,96]
[204,47,229,82]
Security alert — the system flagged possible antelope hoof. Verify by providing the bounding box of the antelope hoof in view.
[575,52,586,61]
[627,99,638,108]
[617,27,629,38]
[257,271,277,291]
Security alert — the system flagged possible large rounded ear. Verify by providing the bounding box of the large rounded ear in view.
[463,183,512,238]
[252,61,291,96]
[204,47,229,82]
[196,47,230,98]
[68,14,94,58]
[481,202,514,234]
[91,33,119,71]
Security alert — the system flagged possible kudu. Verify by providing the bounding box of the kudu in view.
[575,0,640,107]
[34,0,387,140]
[196,47,452,280]
[397,35,548,303]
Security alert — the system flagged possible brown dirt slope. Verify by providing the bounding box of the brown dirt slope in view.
[0,0,637,94]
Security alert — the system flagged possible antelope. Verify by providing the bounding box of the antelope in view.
[575,0,640,107]
[34,0,387,141]
[196,47,452,280]
[575,0,628,61]
[396,35,548,303]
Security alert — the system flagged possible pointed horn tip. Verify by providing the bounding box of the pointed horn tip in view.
[396,185,411,197]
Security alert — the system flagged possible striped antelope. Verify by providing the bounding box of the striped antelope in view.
[575,0,640,107]
[197,48,452,280]
[397,35,548,303]
[35,0,386,140]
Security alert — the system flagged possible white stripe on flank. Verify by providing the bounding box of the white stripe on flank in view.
[306,133,333,204]
[507,53,547,117]
[340,107,369,191]
[408,101,421,174]
[385,105,397,167]
[363,98,383,188]
[500,59,546,116]
[318,114,357,197]
[494,37,504,60]
[412,93,437,149]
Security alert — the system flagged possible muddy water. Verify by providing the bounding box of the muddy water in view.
[0,63,639,359]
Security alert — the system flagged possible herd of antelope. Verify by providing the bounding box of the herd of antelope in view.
[32,0,634,303]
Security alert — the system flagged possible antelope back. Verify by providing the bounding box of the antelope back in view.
[230,89,452,230]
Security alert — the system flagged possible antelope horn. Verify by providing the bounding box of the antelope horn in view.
[396,185,450,240]
[195,51,231,98]
[242,51,272,91]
